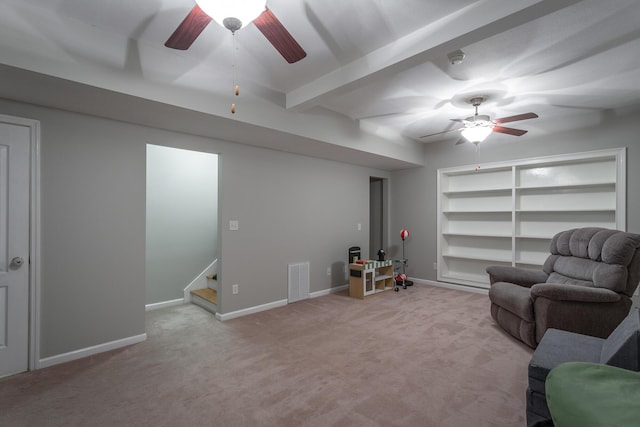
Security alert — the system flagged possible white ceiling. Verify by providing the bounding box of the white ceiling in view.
[1,0,640,169]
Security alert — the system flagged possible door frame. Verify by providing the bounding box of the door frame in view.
[0,114,41,371]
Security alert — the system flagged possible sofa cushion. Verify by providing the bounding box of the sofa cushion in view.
[489,282,534,322]
[602,232,640,266]
[600,308,640,370]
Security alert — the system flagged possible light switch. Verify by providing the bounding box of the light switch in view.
[357,223,362,231]
[229,220,239,231]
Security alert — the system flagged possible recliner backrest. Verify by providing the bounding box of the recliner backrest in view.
[542,228,640,296]
[600,308,640,371]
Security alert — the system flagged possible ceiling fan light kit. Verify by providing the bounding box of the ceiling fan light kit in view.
[195,0,266,31]
[461,125,492,143]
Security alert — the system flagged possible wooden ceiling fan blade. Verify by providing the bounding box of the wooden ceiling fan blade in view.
[493,126,528,136]
[419,128,461,139]
[493,112,538,124]
[165,5,212,50]
[253,8,307,63]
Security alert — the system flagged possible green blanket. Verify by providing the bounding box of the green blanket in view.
[546,362,640,427]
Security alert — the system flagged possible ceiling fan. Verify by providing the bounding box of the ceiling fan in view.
[420,96,538,144]
[164,0,307,64]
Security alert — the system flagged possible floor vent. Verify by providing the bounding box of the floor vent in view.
[288,262,310,303]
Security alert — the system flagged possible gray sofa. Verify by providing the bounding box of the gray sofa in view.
[526,308,640,426]
[486,228,640,348]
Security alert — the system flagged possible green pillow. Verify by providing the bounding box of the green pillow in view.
[546,362,640,427]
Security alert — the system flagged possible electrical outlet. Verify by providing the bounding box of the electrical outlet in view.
[229,220,239,231]
[326,267,331,276]
[357,223,362,231]
[232,284,239,294]
[433,262,438,270]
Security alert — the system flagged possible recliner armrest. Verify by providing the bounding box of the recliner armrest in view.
[531,283,621,303]
[486,265,548,287]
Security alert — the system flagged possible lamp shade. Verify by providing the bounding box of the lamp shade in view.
[196,0,266,29]
[461,126,493,143]
[400,229,410,241]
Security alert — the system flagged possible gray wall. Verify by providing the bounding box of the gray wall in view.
[0,97,387,359]
[390,109,640,282]
[146,145,218,304]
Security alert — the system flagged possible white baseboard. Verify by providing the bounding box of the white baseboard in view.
[145,298,185,311]
[411,278,489,295]
[216,299,288,321]
[37,333,147,369]
[310,284,348,298]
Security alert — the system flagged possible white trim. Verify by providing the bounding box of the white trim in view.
[145,298,184,311]
[411,278,489,296]
[183,259,218,302]
[37,333,147,369]
[215,299,288,321]
[0,114,41,372]
[191,294,217,314]
[310,284,348,298]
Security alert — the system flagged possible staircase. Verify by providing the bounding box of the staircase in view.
[190,274,217,314]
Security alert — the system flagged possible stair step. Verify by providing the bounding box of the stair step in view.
[191,288,217,305]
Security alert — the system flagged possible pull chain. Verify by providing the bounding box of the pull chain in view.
[231,31,240,114]
[474,142,481,172]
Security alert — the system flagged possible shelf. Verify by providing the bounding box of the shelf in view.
[443,188,511,196]
[374,274,393,281]
[516,258,546,266]
[442,253,512,263]
[517,209,615,213]
[516,181,615,192]
[443,210,512,214]
[443,232,512,238]
[437,148,625,289]
[516,234,553,240]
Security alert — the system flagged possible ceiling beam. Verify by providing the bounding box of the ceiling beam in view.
[286,0,584,111]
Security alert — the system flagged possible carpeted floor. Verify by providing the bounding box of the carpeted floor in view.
[0,284,532,426]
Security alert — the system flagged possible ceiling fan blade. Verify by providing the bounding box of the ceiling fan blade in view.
[455,137,467,145]
[419,128,461,138]
[253,8,307,63]
[493,112,538,124]
[165,5,212,50]
[492,126,528,136]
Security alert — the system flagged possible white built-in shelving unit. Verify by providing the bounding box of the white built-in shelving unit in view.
[437,148,626,289]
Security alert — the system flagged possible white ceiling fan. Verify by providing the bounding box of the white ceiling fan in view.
[421,96,539,144]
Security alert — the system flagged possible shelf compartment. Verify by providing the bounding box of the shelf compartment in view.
[517,158,616,188]
[442,211,512,236]
[442,167,512,193]
[517,211,616,237]
[443,193,512,212]
[439,256,509,288]
[443,234,513,263]
[516,186,615,211]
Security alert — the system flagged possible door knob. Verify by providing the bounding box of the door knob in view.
[11,257,24,268]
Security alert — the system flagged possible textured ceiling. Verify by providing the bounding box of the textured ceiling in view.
[1,0,639,168]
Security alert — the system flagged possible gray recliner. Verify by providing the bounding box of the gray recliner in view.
[486,228,640,348]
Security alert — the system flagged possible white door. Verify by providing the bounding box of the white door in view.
[0,119,31,377]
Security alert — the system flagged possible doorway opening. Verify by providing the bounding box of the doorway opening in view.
[369,177,388,260]
[145,145,219,312]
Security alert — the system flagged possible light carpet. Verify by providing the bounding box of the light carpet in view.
[0,284,532,426]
